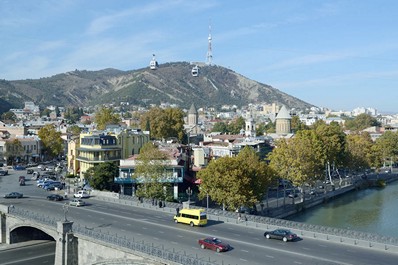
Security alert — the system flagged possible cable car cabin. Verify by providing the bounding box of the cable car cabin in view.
[149,59,158,70]
[191,65,199,77]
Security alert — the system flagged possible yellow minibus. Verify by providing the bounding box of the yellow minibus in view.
[174,208,207,226]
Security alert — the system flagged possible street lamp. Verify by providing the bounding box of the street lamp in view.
[186,187,193,204]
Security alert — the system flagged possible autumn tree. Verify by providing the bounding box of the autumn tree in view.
[373,131,398,168]
[134,143,171,201]
[345,132,374,170]
[197,146,274,211]
[312,121,347,179]
[268,130,324,188]
[85,162,119,191]
[5,139,24,165]
[38,124,64,159]
[95,107,121,130]
[139,107,185,141]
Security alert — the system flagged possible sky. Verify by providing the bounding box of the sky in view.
[1,0,398,114]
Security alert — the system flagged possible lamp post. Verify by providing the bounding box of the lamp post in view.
[186,187,193,204]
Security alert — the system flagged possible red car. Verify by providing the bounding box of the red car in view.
[264,229,298,242]
[198,237,230,253]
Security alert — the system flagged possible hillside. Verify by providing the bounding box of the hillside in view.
[0,62,314,112]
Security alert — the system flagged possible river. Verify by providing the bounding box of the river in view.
[286,180,398,238]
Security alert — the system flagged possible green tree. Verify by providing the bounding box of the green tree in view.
[85,162,119,191]
[95,107,121,130]
[374,131,398,168]
[291,115,308,132]
[64,107,83,123]
[66,125,82,138]
[227,116,245,134]
[139,107,185,141]
[5,139,24,165]
[211,121,228,133]
[134,143,171,200]
[344,113,381,131]
[345,132,374,170]
[313,121,347,179]
[268,130,324,187]
[41,108,51,117]
[38,124,64,158]
[1,111,17,122]
[197,146,274,211]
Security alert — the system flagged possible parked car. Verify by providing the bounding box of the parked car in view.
[13,165,26,170]
[0,169,8,176]
[47,194,64,201]
[74,190,90,198]
[4,192,23,198]
[26,169,34,174]
[69,199,85,207]
[198,237,230,253]
[264,229,298,242]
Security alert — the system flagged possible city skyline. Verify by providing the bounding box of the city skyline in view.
[1,1,398,113]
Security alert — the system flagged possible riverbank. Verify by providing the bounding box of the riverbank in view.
[263,172,398,219]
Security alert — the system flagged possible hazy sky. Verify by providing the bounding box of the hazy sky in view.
[2,0,398,113]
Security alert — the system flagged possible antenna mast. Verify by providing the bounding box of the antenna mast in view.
[206,23,213,65]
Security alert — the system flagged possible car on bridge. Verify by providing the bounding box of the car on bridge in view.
[69,199,85,207]
[4,192,23,199]
[198,237,230,253]
[264,229,298,242]
[47,194,64,201]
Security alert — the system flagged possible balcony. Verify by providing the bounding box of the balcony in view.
[76,155,121,163]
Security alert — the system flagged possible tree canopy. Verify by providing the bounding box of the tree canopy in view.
[197,146,274,211]
[38,124,64,158]
[95,107,121,130]
[344,113,381,131]
[139,107,185,141]
[134,143,171,200]
[85,162,119,191]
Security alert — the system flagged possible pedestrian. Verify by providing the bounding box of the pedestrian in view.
[238,213,241,222]
[159,200,162,208]
[176,207,180,216]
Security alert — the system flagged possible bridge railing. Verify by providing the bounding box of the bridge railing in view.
[8,206,57,228]
[73,223,218,265]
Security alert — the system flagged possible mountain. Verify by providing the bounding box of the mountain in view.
[0,62,314,112]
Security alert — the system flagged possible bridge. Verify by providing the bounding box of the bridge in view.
[1,194,398,265]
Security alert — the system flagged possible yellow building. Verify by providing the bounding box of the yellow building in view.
[67,128,150,180]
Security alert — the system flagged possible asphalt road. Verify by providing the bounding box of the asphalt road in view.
[0,241,55,265]
[1,168,398,265]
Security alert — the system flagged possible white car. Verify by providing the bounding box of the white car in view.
[74,190,90,198]
[69,199,85,207]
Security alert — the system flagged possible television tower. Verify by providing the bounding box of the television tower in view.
[206,24,213,65]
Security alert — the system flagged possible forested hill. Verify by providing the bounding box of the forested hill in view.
[0,62,314,113]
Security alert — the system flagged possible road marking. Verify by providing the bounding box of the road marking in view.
[266,255,274,258]
[240,249,249,253]
[239,258,248,262]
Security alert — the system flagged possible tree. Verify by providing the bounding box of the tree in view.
[345,132,374,170]
[38,124,64,158]
[374,131,398,168]
[268,130,324,188]
[5,139,24,165]
[134,143,171,201]
[41,108,51,117]
[66,125,82,138]
[211,121,228,133]
[291,115,308,132]
[313,121,347,180]
[139,107,185,141]
[85,162,119,191]
[64,107,83,123]
[1,111,17,122]
[95,107,121,130]
[197,146,274,211]
[344,113,381,131]
[227,116,245,134]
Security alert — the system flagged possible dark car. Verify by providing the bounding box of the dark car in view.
[47,194,64,201]
[198,237,230,253]
[264,229,298,242]
[4,192,23,198]
[26,169,34,174]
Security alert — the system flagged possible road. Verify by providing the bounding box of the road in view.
[0,241,55,265]
[1,167,398,265]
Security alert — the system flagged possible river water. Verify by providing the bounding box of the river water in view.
[286,180,398,238]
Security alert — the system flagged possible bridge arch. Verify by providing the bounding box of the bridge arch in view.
[10,225,55,243]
